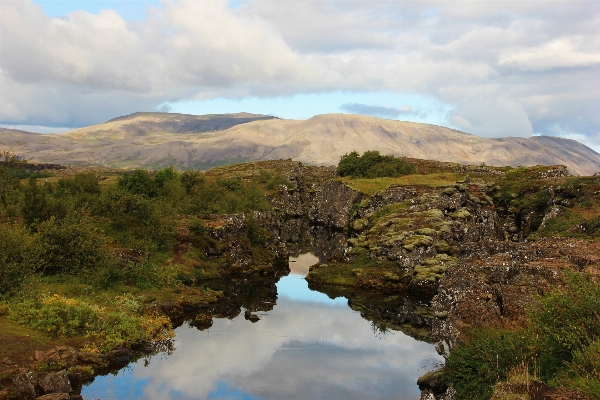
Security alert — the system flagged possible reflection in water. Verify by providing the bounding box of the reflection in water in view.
[82,254,442,400]
[288,252,318,275]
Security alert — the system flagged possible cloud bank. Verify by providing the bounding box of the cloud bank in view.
[0,0,599,145]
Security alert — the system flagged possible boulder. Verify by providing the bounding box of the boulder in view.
[40,370,72,395]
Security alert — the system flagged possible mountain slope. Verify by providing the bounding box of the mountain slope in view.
[1,113,599,175]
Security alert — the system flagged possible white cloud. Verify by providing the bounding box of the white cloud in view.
[86,295,440,400]
[498,39,600,71]
[0,0,599,145]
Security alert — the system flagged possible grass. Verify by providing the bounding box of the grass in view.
[339,173,465,195]
[306,251,407,291]
[8,293,174,352]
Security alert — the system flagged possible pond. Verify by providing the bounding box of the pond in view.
[81,253,443,400]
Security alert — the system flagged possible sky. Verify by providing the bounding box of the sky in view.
[0,0,599,151]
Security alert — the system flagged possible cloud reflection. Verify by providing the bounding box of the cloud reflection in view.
[83,275,442,400]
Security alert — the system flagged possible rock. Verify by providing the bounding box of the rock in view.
[12,370,37,399]
[36,394,69,400]
[244,310,260,323]
[434,340,450,358]
[417,370,448,396]
[309,180,363,229]
[40,370,72,395]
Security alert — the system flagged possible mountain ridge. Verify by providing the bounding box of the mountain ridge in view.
[1,112,599,175]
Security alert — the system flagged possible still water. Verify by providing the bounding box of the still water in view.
[82,254,443,400]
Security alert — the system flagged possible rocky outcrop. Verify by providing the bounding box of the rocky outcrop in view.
[431,238,600,354]
[308,180,363,229]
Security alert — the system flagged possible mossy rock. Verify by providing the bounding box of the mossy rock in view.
[450,208,471,219]
[417,370,448,396]
[402,234,434,251]
[416,227,437,236]
[435,239,458,255]
[418,194,440,204]
[413,254,457,282]
[352,218,370,231]
[383,272,401,281]
[424,209,444,221]
[443,187,457,196]
[469,194,482,204]
[384,232,409,246]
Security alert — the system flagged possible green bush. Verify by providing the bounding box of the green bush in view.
[552,339,600,398]
[37,216,112,275]
[117,167,179,198]
[531,272,600,379]
[337,151,415,178]
[22,177,67,230]
[445,327,533,400]
[0,224,41,298]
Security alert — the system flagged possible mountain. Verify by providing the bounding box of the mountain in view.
[1,112,599,175]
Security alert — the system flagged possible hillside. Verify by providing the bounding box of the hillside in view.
[1,112,599,175]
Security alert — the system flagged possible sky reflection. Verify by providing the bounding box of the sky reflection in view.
[82,254,442,400]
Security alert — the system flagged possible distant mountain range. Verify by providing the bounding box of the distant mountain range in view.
[1,112,599,176]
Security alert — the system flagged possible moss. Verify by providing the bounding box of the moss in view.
[352,218,370,231]
[417,369,449,396]
[384,232,409,246]
[402,234,434,251]
[413,254,457,282]
[416,227,437,236]
[443,187,457,196]
[435,240,458,255]
[423,209,444,222]
[306,251,406,291]
[450,208,471,219]
[418,193,440,204]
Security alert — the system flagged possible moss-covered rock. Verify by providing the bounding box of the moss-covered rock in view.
[413,254,457,282]
[402,234,434,251]
[450,208,471,219]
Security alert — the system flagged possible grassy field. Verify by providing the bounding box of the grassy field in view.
[339,173,466,195]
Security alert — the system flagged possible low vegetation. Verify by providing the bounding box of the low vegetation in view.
[445,273,600,400]
[337,150,416,178]
[0,153,289,358]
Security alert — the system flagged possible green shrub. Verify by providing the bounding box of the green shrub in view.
[0,224,42,298]
[447,273,600,399]
[337,151,416,178]
[118,167,179,199]
[445,327,534,400]
[552,339,600,398]
[22,177,67,230]
[531,272,600,379]
[37,216,112,275]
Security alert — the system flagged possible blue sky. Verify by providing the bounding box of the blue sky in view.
[1,0,599,150]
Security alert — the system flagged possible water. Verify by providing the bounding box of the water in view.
[82,253,443,400]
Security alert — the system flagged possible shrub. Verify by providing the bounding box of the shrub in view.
[531,272,600,379]
[37,216,112,275]
[0,224,42,298]
[22,177,67,229]
[337,151,416,178]
[118,167,179,198]
[445,327,534,400]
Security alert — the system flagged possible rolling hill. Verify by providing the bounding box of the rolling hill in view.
[1,112,599,175]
